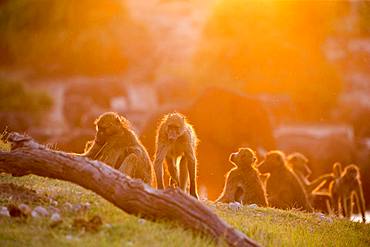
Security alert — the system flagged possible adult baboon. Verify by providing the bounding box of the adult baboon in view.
[330,164,366,223]
[216,148,268,206]
[154,112,198,198]
[257,151,313,211]
[141,87,276,200]
[82,112,153,185]
[287,152,334,213]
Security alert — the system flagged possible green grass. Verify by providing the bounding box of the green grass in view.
[0,174,369,247]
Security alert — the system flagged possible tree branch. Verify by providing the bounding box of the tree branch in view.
[0,132,260,247]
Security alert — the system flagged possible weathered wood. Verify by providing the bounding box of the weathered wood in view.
[0,132,260,247]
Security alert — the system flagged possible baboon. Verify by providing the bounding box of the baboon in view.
[140,87,276,200]
[330,164,366,223]
[216,148,268,206]
[82,112,153,185]
[287,152,334,213]
[153,112,198,198]
[257,151,313,211]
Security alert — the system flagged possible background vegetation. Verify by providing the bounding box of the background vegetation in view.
[0,0,151,75]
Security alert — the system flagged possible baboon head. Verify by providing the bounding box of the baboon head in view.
[94,112,129,144]
[229,148,257,169]
[257,150,286,174]
[287,152,311,178]
[343,164,360,180]
[163,112,186,141]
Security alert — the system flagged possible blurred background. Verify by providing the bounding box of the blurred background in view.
[0,0,369,203]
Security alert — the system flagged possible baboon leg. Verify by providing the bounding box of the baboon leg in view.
[235,186,244,204]
[354,183,366,223]
[340,196,347,217]
[179,156,189,191]
[166,157,179,187]
[118,153,139,178]
[344,197,353,219]
[331,193,339,216]
[154,146,168,189]
[187,154,198,199]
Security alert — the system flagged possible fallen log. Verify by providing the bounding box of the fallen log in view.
[0,132,260,247]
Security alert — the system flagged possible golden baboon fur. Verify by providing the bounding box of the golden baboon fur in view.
[287,152,333,213]
[257,151,313,211]
[330,164,366,223]
[153,113,199,198]
[216,148,268,206]
[82,112,153,185]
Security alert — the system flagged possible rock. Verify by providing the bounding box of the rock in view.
[228,202,243,211]
[138,218,146,225]
[33,206,49,217]
[66,235,73,241]
[18,203,32,216]
[51,212,62,222]
[50,213,63,227]
[315,212,333,223]
[63,202,73,211]
[31,211,40,218]
[48,206,61,214]
[82,202,91,210]
[247,204,258,209]
[72,204,82,213]
[50,199,58,207]
[0,207,10,217]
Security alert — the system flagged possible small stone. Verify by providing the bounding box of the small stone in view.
[31,211,40,218]
[33,206,49,217]
[247,204,258,209]
[103,223,112,229]
[50,200,58,207]
[0,207,10,217]
[66,235,73,241]
[138,218,146,225]
[48,206,61,214]
[18,204,32,216]
[72,204,82,213]
[51,212,62,222]
[63,202,73,211]
[315,212,333,223]
[228,202,243,211]
[82,202,91,210]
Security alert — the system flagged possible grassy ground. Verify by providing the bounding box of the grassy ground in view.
[0,138,369,247]
[0,174,369,247]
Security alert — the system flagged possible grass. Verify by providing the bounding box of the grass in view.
[0,174,369,247]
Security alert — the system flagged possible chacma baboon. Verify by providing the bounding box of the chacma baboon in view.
[216,148,268,206]
[330,164,366,223]
[287,152,334,213]
[153,112,198,198]
[82,112,153,185]
[257,151,313,211]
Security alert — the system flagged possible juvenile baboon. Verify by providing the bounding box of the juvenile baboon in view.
[82,112,153,185]
[153,112,198,198]
[330,164,366,223]
[287,152,334,212]
[257,151,313,211]
[216,148,268,206]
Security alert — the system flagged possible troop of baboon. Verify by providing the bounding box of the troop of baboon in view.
[81,111,366,223]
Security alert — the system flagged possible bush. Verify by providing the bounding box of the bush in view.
[0,79,52,132]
